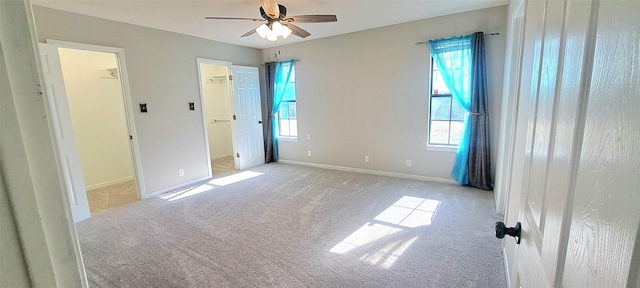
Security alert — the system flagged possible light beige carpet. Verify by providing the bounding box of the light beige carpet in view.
[87,180,137,212]
[211,156,236,174]
[76,163,506,287]
[87,158,234,213]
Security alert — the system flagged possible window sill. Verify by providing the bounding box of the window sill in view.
[278,136,298,142]
[426,144,458,152]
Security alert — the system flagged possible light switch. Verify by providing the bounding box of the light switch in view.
[189,102,195,111]
[140,103,148,113]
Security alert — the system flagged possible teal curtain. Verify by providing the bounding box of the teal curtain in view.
[269,59,295,161]
[429,35,473,185]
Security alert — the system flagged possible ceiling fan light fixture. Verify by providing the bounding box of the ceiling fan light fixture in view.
[281,25,292,39]
[256,24,270,38]
[271,21,283,33]
[206,1,337,41]
[266,29,278,41]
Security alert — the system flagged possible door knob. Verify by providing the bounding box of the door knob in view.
[495,222,521,244]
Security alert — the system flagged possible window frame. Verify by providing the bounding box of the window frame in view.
[427,57,466,149]
[276,63,298,140]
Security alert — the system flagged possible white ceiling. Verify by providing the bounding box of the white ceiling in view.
[31,0,508,49]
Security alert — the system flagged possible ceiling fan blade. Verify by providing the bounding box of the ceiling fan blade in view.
[241,27,260,37]
[205,16,264,21]
[284,15,337,23]
[260,0,280,19]
[284,23,311,38]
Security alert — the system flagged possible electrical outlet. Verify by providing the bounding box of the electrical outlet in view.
[307,151,312,157]
[365,156,369,163]
[179,168,184,176]
[406,160,412,167]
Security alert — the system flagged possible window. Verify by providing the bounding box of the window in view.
[276,63,297,137]
[428,57,468,146]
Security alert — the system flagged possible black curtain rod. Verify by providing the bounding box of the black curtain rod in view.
[261,59,300,66]
[415,32,500,46]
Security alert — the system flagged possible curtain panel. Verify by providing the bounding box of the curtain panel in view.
[264,62,277,162]
[468,32,492,190]
[264,60,295,163]
[429,35,473,185]
[428,32,492,190]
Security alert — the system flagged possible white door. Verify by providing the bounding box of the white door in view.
[511,0,640,286]
[231,65,265,169]
[38,43,91,223]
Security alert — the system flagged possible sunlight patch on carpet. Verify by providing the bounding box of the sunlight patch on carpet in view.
[330,196,440,268]
[329,222,402,254]
[209,171,263,186]
[160,184,216,201]
[374,196,440,228]
[359,237,418,269]
[160,171,263,201]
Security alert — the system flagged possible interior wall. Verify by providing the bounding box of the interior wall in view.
[261,6,507,182]
[201,64,233,160]
[32,5,262,196]
[58,48,134,189]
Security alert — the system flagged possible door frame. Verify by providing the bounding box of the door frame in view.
[45,39,145,199]
[494,0,527,216]
[498,0,527,286]
[196,58,239,175]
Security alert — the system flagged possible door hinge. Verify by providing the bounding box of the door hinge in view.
[229,75,233,81]
[236,153,240,158]
[233,115,237,120]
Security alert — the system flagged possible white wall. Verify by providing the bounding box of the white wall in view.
[58,48,134,189]
[32,6,262,196]
[201,64,234,160]
[262,6,507,182]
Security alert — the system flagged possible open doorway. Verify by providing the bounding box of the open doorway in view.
[57,47,140,213]
[198,60,237,174]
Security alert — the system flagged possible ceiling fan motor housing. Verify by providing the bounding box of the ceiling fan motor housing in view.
[260,4,287,20]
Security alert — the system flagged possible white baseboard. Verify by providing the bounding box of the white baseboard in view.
[143,176,212,199]
[277,160,457,185]
[86,176,134,191]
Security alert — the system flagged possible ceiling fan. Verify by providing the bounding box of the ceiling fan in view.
[205,0,337,41]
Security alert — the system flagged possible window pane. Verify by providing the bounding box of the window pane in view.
[289,119,297,137]
[280,104,288,119]
[288,65,295,82]
[277,101,297,137]
[429,121,450,145]
[451,99,466,121]
[431,66,450,95]
[430,97,451,121]
[287,102,297,119]
[279,118,290,136]
[282,82,296,101]
[449,120,465,145]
